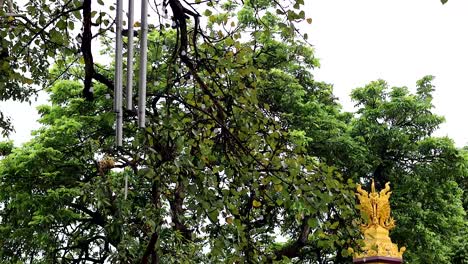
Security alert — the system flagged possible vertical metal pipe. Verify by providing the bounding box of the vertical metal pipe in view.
[115,0,123,146]
[116,111,123,145]
[124,0,135,200]
[126,0,134,110]
[138,0,148,128]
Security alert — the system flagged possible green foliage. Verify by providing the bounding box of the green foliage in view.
[0,140,13,155]
[0,1,357,262]
[0,0,465,263]
[349,77,467,264]
[0,0,90,134]
[0,0,310,135]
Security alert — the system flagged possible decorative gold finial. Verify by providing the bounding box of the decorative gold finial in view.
[371,179,376,195]
[353,180,406,263]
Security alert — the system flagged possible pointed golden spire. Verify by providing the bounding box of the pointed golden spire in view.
[371,178,376,195]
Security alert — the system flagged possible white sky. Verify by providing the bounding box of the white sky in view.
[305,0,468,147]
[1,0,467,147]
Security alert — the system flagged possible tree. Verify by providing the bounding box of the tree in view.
[255,57,467,263]
[0,5,359,262]
[0,0,308,134]
[1,0,464,263]
[348,77,467,264]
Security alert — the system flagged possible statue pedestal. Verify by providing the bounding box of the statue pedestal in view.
[353,225,405,260]
[353,256,403,263]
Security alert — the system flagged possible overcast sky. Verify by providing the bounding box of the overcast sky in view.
[1,0,467,147]
[305,0,468,147]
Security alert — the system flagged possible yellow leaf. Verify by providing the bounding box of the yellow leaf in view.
[306,18,312,24]
[274,184,283,192]
[252,200,261,208]
[134,21,141,28]
[226,216,233,224]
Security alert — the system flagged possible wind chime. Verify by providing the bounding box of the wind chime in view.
[115,0,149,198]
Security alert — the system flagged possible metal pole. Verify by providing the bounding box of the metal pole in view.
[123,0,135,200]
[126,0,134,111]
[115,0,123,146]
[138,0,148,128]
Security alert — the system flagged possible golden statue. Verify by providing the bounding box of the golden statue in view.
[353,180,406,263]
[356,181,395,230]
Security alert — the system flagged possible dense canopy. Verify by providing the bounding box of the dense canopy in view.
[0,0,466,263]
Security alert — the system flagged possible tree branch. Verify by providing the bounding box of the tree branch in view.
[272,216,311,260]
[141,181,161,264]
[81,0,94,100]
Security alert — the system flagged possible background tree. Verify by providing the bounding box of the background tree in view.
[348,77,467,264]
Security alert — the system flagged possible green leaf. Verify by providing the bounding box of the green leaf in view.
[307,218,318,228]
[252,200,261,208]
[204,9,212,16]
